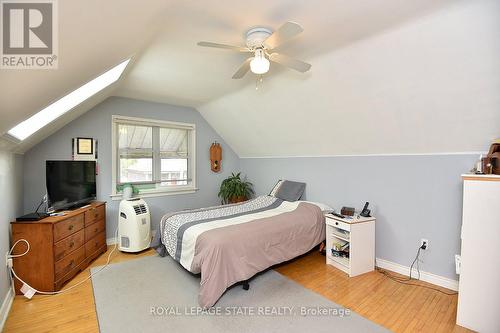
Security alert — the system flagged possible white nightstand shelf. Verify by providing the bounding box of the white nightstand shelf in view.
[325,214,376,277]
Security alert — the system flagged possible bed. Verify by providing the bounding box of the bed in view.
[151,194,326,308]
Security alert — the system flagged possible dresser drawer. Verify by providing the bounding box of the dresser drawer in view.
[87,244,107,265]
[54,246,85,281]
[85,219,105,241]
[85,205,105,226]
[54,258,87,291]
[85,231,106,256]
[54,215,84,242]
[54,229,84,261]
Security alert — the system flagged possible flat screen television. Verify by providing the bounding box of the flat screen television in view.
[46,160,97,211]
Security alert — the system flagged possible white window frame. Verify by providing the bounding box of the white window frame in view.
[110,115,197,200]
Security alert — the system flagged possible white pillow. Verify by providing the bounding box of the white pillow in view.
[300,201,334,212]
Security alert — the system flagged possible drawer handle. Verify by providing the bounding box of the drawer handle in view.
[94,227,98,233]
[69,259,75,267]
[69,241,75,248]
[335,222,339,226]
[68,224,74,231]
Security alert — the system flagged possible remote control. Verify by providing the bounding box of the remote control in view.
[330,212,346,219]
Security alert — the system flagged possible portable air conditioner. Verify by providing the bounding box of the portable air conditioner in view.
[118,198,151,252]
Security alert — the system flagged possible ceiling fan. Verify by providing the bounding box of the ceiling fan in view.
[197,21,311,79]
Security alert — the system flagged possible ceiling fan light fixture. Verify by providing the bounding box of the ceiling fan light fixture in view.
[197,22,310,79]
[250,49,270,75]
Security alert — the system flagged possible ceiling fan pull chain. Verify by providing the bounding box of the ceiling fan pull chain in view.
[255,75,264,90]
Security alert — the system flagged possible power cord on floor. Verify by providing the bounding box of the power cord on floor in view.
[376,244,458,296]
[7,228,118,298]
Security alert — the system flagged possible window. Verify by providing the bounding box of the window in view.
[112,116,196,199]
[159,127,189,186]
[118,124,154,183]
[7,59,130,141]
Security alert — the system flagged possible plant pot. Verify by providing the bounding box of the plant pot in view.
[228,196,247,204]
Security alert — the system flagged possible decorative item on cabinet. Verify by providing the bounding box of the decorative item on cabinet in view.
[484,143,500,175]
[210,141,222,172]
[340,206,355,216]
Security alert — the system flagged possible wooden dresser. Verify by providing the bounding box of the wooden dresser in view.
[11,201,107,294]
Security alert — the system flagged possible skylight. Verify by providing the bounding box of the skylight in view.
[7,58,131,141]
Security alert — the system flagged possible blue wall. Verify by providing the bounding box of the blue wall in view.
[0,151,23,311]
[240,154,477,280]
[21,95,479,280]
[22,97,240,237]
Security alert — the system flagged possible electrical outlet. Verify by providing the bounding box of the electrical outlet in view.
[5,252,13,268]
[455,254,461,274]
[420,238,429,250]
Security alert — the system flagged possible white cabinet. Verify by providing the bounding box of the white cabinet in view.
[457,174,500,333]
[325,214,375,277]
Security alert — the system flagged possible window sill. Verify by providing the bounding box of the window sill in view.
[110,187,199,201]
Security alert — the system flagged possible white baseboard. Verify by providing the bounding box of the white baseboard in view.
[376,258,459,291]
[106,237,117,245]
[0,288,14,332]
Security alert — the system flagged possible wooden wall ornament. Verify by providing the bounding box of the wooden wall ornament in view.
[210,142,222,172]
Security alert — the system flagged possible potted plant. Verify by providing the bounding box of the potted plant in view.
[218,172,254,204]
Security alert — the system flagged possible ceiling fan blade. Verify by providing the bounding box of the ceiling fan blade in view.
[263,21,303,49]
[232,58,252,79]
[269,53,311,72]
[197,41,250,52]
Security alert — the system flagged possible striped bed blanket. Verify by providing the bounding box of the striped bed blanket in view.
[151,196,325,308]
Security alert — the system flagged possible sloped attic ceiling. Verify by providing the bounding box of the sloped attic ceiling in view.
[0,0,172,152]
[196,0,500,156]
[117,0,461,106]
[117,0,499,156]
[1,0,499,156]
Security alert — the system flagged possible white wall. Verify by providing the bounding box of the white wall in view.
[199,0,500,157]
[0,150,23,308]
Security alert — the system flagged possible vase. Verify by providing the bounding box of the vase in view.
[228,196,247,204]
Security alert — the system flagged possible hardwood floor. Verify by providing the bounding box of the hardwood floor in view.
[4,247,472,333]
[275,251,471,333]
[4,246,154,333]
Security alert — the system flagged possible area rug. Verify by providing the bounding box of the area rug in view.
[91,255,389,333]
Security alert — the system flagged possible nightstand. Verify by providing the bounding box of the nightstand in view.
[325,213,375,277]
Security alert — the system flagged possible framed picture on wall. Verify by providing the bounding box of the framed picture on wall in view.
[73,137,97,161]
[77,137,94,155]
